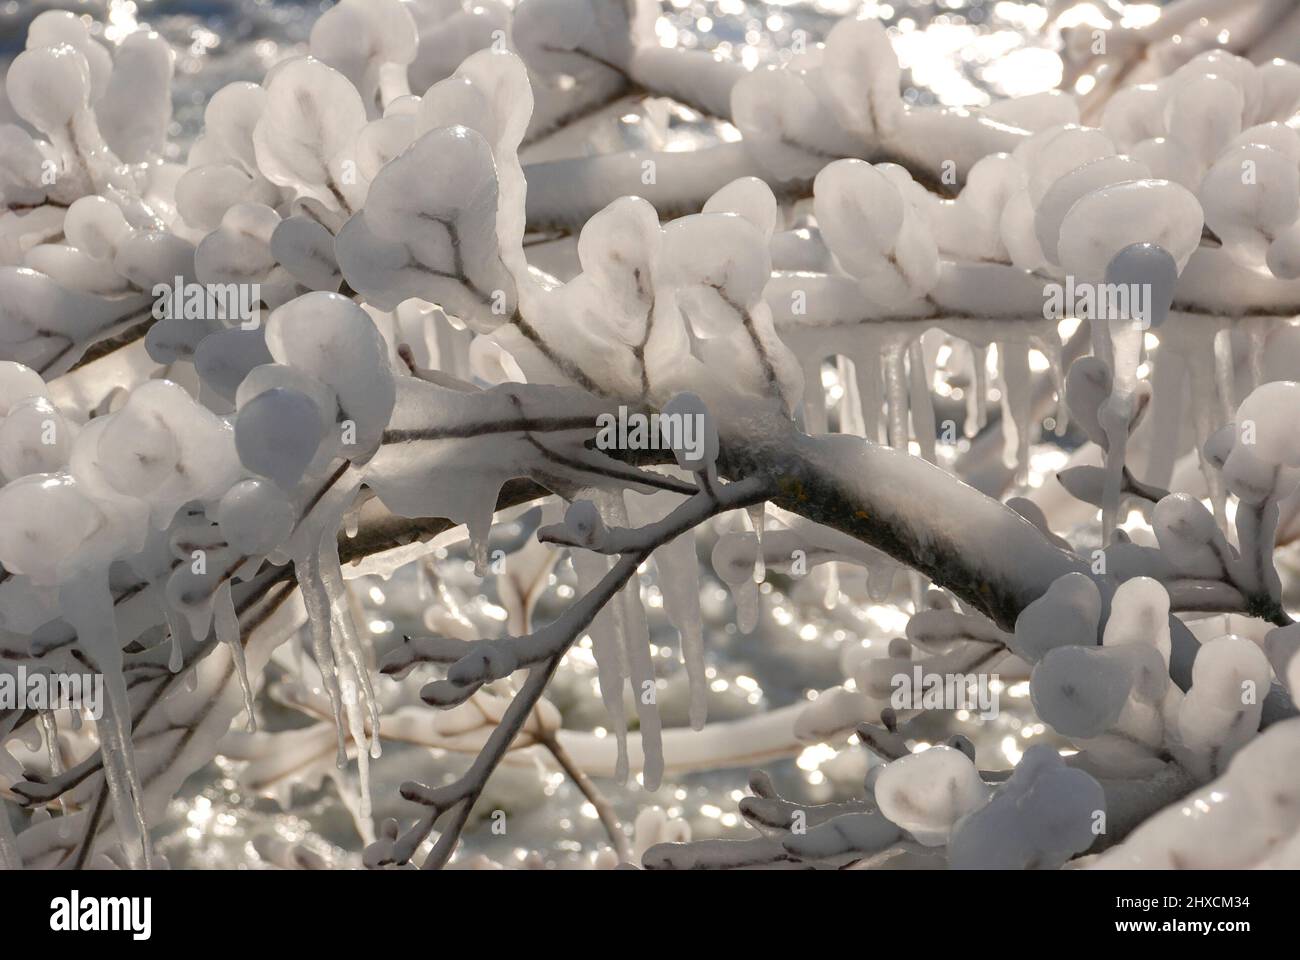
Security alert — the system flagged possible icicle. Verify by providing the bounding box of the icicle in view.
[573,548,630,781]
[907,339,937,461]
[802,355,829,436]
[1213,328,1238,429]
[341,673,374,827]
[60,575,152,870]
[999,341,1033,485]
[0,799,20,869]
[746,503,767,583]
[297,549,348,764]
[319,536,382,760]
[733,579,760,633]
[164,607,186,674]
[343,503,361,539]
[602,492,663,790]
[852,346,883,444]
[1038,335,1069,436]
[970,343,989,436]
[652,529,708,731]
[38,709,68,818]
[1099,320,1144,540]
[837,355,865,437]
[213,581,256,733]
[883,339,910,450]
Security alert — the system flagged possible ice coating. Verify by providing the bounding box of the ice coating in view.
[873,745,990,847]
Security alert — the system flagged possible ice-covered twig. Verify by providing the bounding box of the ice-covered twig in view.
[381,473,771,867]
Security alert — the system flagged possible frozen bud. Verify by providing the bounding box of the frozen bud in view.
[1034,155,1150,266]
[1256,59,1300,122]
[96,391,180,495]
[661,392,718,472]
[309,0,417,94]
[576,196,660,340]
[873,746,989,846]
[64,196,132,261]
[1221,445,1281,506]
[1265,219,1300,279]
[1234,381,1300,467]
[820,16,902,139]
[1031,644,1135,738]
[194,328,274,404]
[234,387,327,490]
[1012,571,1101,662]
[1127,136,1203,192]
[1176,635,1271,778]
[252,58,366,212]
[176,164,280,233]
[1057,180,1202,281]
[0,474,101,582]
[1165,74,1244,168]
[0,361,48,415]
[1189,634,1272,708]
[1202,422,1236,470]
[1229,121,1300,161]
[561,500,606,549]
[1014,125,1115,205]
[97,380,239,520]
[711,532,758,587]
[217,478,296,556]
[703,177,778,241]
[948,744,1104,870]
[813,159,902,272]
[1201,145,1299,268]
[0,396,75,480]
[1100,83,1165,149]
[1103,576,1172,673]
[1064,356,1111,448]
[1152,494,1223,578]
[1104,242,1178,330]
[26,11,112,94]
[203,82,267,174]
[6,44,90,135]
[263,292,396,459]
[270,216,342,291]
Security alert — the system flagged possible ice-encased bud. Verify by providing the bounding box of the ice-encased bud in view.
[873,745,989,846]
[948,744,1104,869]
[1012,571,1100,662]
[234,387,327,490]
[1104,242,1178,329]
[0,396,75,481]
[6,44,90,135]
[217,478,297,555]
[561,499,606,549]
[0,361,47,415]
[1057,180,1202,281]
[1030,643,1135,738]
[711,532,758,586]
[263,291,396,460]
[0,474,101,582]
[194,327,275,404]
[661,393,718,473]
[1152,493,1223,578]
[64,196,132,261]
